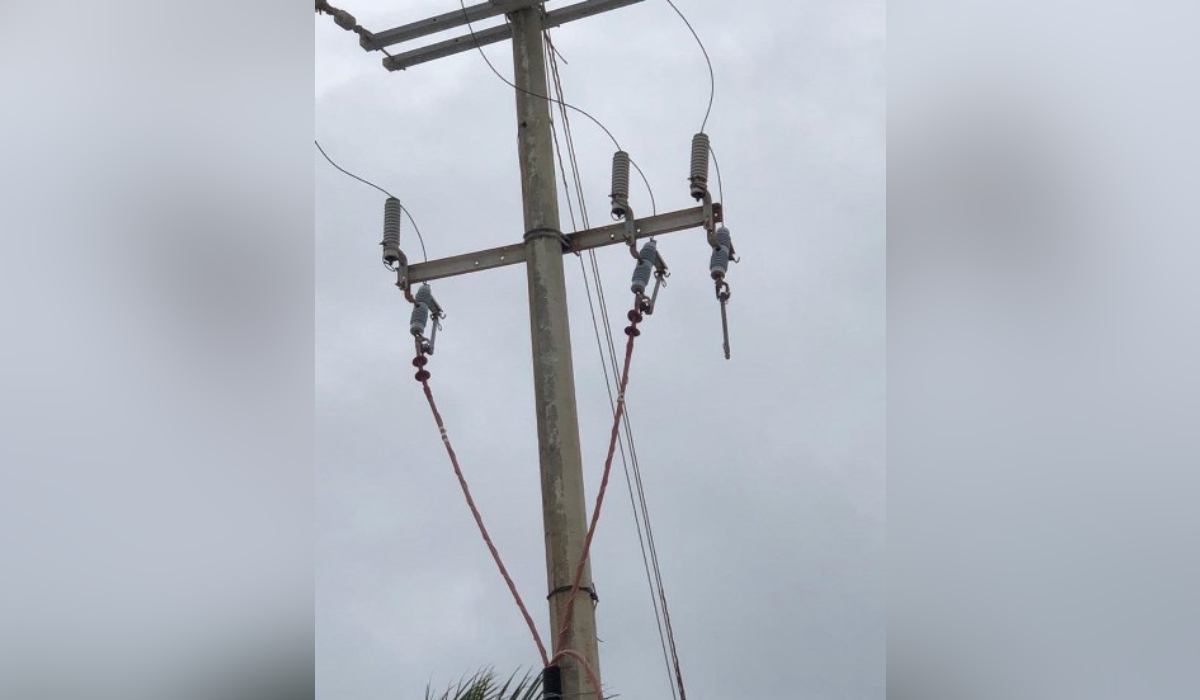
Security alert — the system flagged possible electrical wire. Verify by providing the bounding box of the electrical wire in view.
[314,139,429,262]
[662,0,716,133]
[419,376,550,667]
[554,297,642,649]
[545,35,680,700]
[545,34,691,700]
[710,141,725,208]
[457,1,657,215]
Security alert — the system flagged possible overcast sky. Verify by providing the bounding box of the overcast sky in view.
[315,2,885,698]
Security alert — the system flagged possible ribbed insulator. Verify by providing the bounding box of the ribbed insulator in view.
[382,197,402,267]
[710,227,732,280]
[710,247,730,280]
[716,226,732,249]
[631,240,657,294]
[410,283,433,337]
[611,150,631,218]
[689,133,710,200]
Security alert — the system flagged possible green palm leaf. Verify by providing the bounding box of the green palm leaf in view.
[424,668,542,700]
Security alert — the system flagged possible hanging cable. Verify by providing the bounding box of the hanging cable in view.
[546,33,683,700]
[414,357,550,667]
[710,141,725,207]
[457,1,657,215]
[315,139,429,261]
[555,298,645,649]
[662,0,716,133]
[414,330,608,700]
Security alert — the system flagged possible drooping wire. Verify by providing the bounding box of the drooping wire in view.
[546,39,678,700]
[554,296,643,649]
[418,376,550,667]
[315,139,429,262]
[662,0,716,133]
[710,141,725,207]
[456,1,657,215]
[545,32,686,700]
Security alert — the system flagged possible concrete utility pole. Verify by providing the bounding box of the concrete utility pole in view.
[358,3,724,698]
[509,5,602,695]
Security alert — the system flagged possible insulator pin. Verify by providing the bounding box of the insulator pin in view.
[382,197,402,268]
[690,133,710,200]
[410,283,433,337]
[610,150,631,218]
[710,226,732,280]
[631,240,657,295]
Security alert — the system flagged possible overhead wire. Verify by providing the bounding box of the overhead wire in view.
[662,0,716,133]
[314,139,429,262]
[419,376,550,667]
[544,29,691,700]
[457,1,657,215]
[545,34,680,700]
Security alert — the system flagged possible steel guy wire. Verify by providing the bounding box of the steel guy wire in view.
[315,139,429,261]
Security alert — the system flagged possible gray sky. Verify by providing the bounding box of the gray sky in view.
[315,2,885,698]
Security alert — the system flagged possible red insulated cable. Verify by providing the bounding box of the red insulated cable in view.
[555,300,642,651]
[420,379,550,667]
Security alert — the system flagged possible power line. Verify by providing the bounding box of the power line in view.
[457,1,657,216]
[662,0,716,133]
[710,141,725,209]
[545,33,685,700]
[314,139,429,262]
[546,39,678,700]
[417,372,550,667]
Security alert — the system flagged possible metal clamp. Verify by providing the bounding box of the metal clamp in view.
[548,583,599,607]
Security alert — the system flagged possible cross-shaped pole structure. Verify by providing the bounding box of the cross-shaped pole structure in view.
[360,3,724,697]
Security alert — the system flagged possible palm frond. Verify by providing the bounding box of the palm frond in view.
[424,668,542,700]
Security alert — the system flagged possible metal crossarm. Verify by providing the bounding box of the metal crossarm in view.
[377,0,646,72]
[405,205,716,285]
[361,0,543,52]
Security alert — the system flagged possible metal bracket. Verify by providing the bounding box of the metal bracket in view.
[642,268,668,315]
[394,256,416,303]
[548,583,599,606]
[702,192,717,247]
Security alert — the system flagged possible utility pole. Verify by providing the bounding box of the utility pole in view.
[509,6,602,696]
[352,3,728,698]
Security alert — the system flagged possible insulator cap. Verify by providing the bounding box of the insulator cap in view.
[382,197,402,268]
[611,150,631,218]
[716,226,732,249]
[631,240,657,294]
[689,133,710,200]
